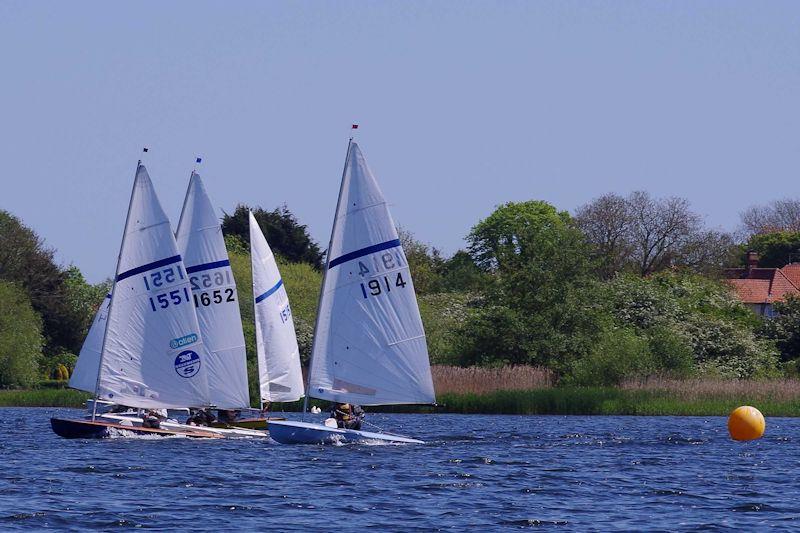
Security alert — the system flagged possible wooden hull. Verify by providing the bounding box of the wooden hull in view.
[50,418,222,439]
[267,420,424,445]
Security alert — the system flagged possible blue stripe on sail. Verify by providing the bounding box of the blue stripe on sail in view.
[185,259,230,274]
[328,239,402,269]
[255,279,284,303]
[116,255,182,282]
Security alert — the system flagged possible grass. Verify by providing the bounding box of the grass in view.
[0,388,90,407]
[423,388,800,417]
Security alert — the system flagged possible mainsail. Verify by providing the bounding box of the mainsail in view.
[307,141,436,406]
[176,172,250,409]
[68,293,110,393]
[95,164,211,409]
[249,211,304,403]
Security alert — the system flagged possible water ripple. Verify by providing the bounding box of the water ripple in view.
[1,409,799,530]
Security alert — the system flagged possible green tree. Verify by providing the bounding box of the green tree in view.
[0,210,85,355]
[398,228,444,294]
[63,266,110,340]
[0,281,43,387]
[459,201,602,371]
[222,204,323,269]
[439,251,488,292]
[743,231,800,268]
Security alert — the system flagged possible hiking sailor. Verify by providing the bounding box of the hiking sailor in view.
[331,403,364,430]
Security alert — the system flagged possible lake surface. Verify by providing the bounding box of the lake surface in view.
[1,408,798,530]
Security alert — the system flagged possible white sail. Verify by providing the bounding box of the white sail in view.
[176,172,250,409]
[249,211,304,403]
[307,142,435,406]
[69,293,111,393]
[96,164,211,409]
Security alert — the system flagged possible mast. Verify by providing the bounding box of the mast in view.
[250,212,263,411]
[302,138,353,418]
[90,159,141,421]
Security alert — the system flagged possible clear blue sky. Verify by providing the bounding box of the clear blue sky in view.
[1,1,798,283]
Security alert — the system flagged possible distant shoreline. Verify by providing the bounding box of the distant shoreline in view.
[3,386,798,417]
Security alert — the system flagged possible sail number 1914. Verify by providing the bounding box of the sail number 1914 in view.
[356,252,409,299]
[360,272,407,298]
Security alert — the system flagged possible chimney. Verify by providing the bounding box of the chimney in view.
[746,250,759,276]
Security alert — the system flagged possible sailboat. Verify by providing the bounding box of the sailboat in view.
[249,211,305,410]
[51,162,222,439]
[268,140,436,445]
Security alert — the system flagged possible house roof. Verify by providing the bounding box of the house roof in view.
[724,264,800,304]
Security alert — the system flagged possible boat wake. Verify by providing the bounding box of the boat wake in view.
[106,427,189,440]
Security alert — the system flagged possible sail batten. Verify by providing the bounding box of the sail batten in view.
[175,172,250,409]
[307,142,436,406]
[250,212,305,404]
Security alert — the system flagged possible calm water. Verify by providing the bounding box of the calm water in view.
[1,408,798,530]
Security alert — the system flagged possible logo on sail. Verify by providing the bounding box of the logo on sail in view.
[174,350,201,378]
[170,333,198,350]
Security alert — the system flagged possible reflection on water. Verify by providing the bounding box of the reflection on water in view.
[1,408,798,530]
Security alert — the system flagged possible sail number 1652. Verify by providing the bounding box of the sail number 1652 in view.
[360,272,407,298]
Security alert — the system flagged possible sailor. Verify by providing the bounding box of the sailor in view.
[331,403,364,430]
[217,409,241,425]
[141,410,163,429]
[186,408,217,426]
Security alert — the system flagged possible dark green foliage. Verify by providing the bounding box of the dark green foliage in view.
[222,204,323,269]
[438,251,488,292]
[0,211,87,355]
[743,231,800,268]
[0,281,43,387]
[646,325,694,377]
[569,327,654,386]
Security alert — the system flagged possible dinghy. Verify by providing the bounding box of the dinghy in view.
[268,140,435,445]
[51,162,221,439]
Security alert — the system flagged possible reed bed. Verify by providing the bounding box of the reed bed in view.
[431,365,555,395]
[620,376,800,402]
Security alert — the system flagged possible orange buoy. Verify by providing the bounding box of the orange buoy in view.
[728,406,765,441]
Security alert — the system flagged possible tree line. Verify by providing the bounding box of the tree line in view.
[2,192,800,389]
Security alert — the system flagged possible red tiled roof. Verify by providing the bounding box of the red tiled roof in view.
[780,263,800,287]
[724,264,800,304]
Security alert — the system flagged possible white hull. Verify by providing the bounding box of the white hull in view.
[97,413,267,438]
[267,420,423,445]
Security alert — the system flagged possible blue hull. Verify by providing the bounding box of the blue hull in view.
[267,420,424,445]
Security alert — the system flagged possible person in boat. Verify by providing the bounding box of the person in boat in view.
[141,410,164,429]
[186,408,217,426]
[216,409,241,425]
[331,403,364,430]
